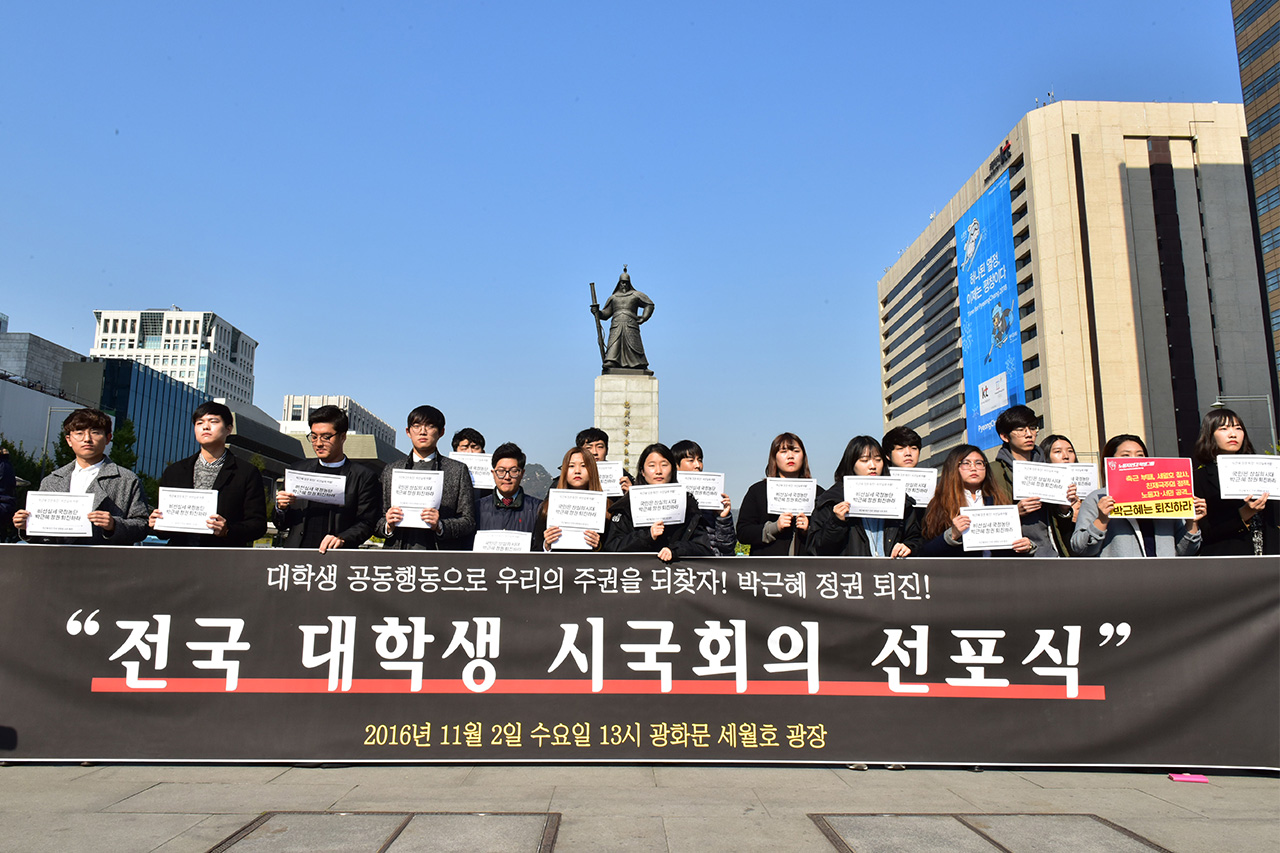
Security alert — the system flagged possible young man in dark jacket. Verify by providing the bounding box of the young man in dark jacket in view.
[379,405,475,550]
[990,405,1068,557]
[274,405,381,552]
[473,442,542,535]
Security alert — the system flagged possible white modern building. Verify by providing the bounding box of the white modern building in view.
[279,394,397,447]
[89,308,258,405]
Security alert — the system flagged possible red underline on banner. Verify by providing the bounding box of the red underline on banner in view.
[89,678,1104,699]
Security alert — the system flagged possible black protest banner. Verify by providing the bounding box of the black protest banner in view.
[0,544,1275,768]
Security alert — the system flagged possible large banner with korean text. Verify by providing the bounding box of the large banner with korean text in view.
[0,545,1275,769]
[956,169,1024,447]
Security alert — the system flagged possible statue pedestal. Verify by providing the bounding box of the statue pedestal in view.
[594,373,659,474]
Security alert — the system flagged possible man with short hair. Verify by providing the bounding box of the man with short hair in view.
[672,439,735,556]
[991,404,1060,557]
[451,428,485,454]
[882,426,922,469]
[576,426,632,492]
[149,401,267,547]
[274,405,381,553]
[473,442,542,535]
[13,408,150,544]
[379,405,475,550]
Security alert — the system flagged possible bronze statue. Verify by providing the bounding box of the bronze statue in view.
[590,265,655,374]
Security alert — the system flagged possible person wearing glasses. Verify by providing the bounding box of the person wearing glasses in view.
[919,445,1035,556]
[989,404,1067,557]
[13,408,150,545]
[378,404,475,550]
[472,442,542,538]
[273,405,381,552]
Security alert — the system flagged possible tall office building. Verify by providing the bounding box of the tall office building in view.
[88,308,258,405]
[878,101,1275,463]
[279,394,397,447]
[1233,0,1280,402]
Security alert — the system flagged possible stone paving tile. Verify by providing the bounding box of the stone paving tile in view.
[0,763,100,783]
[655,765,847,790]
[103,782,356,814]
[226,813,406,853]
[1136,779,1280,819]
[1013,770,1183,789]
[820,814,998,853]
[756,785,980,818]
[0,778,153,813]
[953,786,1206,820]
[331,785,555,813]
[269,765,474,787]
[388,813,551,852]
[664,814,835,852]
[967,814,1165,853]
[550,784,767,818]
[548,815,669,853]
[1115,817,1280,853]
[0,811,205,853]
[83,764,290,784]
[149,813,261,853]
[464,764,656,787]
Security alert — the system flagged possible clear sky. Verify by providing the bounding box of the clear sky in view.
[0,2,1247,496]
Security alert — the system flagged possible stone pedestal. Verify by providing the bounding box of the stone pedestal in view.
[594,373,659,474]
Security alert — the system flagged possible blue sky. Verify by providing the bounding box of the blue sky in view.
[0,2,1247,495]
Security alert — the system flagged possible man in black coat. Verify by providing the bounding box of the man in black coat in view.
[149,401,267,547]
[274,405,380,552]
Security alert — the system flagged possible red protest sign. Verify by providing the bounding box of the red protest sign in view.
[1104,457,1195,519]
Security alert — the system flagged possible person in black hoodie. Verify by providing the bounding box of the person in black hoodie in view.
[604,443,712,561]
[810,436,922,557]
[736,432,818,556]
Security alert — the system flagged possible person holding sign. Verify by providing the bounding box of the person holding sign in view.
[149,402,267,547]
[672,439,736,556]
[882,426,930,541]
[1072,435,1205,558]
[1039,433,1084,556]
[473,442,542,537]
[920,445,1035,556]
[1192,409,1277,556]
[990,405,1070,557]
[378,405,475,550]
[451,428,485,455]
[533,447,608,551]
[577,427,632,495]
[810,436,921,557]
[604,443,712,561]
[13,408,150,545]
[273,405,380,552]
[736,433,817,556]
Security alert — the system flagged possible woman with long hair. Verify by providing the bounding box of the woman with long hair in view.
[736,432,816,556]
[1039,433,1082,555]
[1071,434,1206,557]
[533,447,606,552]
[603,443,712,561]
[920,445,1034,556]
[809,436,921,557]
[1191,408,1277,556]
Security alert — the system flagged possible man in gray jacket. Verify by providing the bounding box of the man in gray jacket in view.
[13,408,150,545]
[379,404,475,550]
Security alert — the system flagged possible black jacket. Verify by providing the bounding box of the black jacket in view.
[155,450,267,547]
[736,478,815,556]
[378,453,476,550]
[274,458,381,549]
[604,491,713,558]
[808,482,923,557]
[1195,463,1279,556]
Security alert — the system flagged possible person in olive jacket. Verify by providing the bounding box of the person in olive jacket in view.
[149,402,267,547]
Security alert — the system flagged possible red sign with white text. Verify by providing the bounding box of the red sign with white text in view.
[1104,457,1195,519]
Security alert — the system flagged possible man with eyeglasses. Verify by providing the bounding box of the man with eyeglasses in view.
[378,404,476,550]
[13,408,150,544]
[274,405,381,552]
[991,404,1063,557]
[472,442,542,542]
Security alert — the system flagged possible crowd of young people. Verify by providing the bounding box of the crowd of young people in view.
[9,400,1277,558]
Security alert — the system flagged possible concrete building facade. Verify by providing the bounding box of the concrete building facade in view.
[88,308,258,405]
[879,101,1275,463]
[0,332,85,392]
[279,394,397,447]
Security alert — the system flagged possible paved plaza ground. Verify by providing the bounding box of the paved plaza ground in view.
[0,763,1274,851]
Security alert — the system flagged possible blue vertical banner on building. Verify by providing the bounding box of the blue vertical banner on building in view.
[956,171,1023,448]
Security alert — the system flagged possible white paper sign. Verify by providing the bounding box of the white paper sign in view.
[284,469,347,507]
[24,491,94,537]
[766,478,817,515]
[390,468,445,529]
[1011,461,1072,506]
[842,476,907,519]
[1064,463,1099,498]
[676,471,725,511]
[546,489,607,533]
[551,526,594,551]
[451,452,496,490]
[473,529,533,553]
[596,461,625,497]
[155,487,220,535]
[1216,455,1280,499]
[958,505,1021,552]
[887,467,938,506]
[628,484,688,526]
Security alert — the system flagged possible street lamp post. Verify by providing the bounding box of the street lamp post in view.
[1211,395,1278,455]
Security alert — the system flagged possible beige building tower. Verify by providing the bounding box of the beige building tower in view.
[878,101,1275,463]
